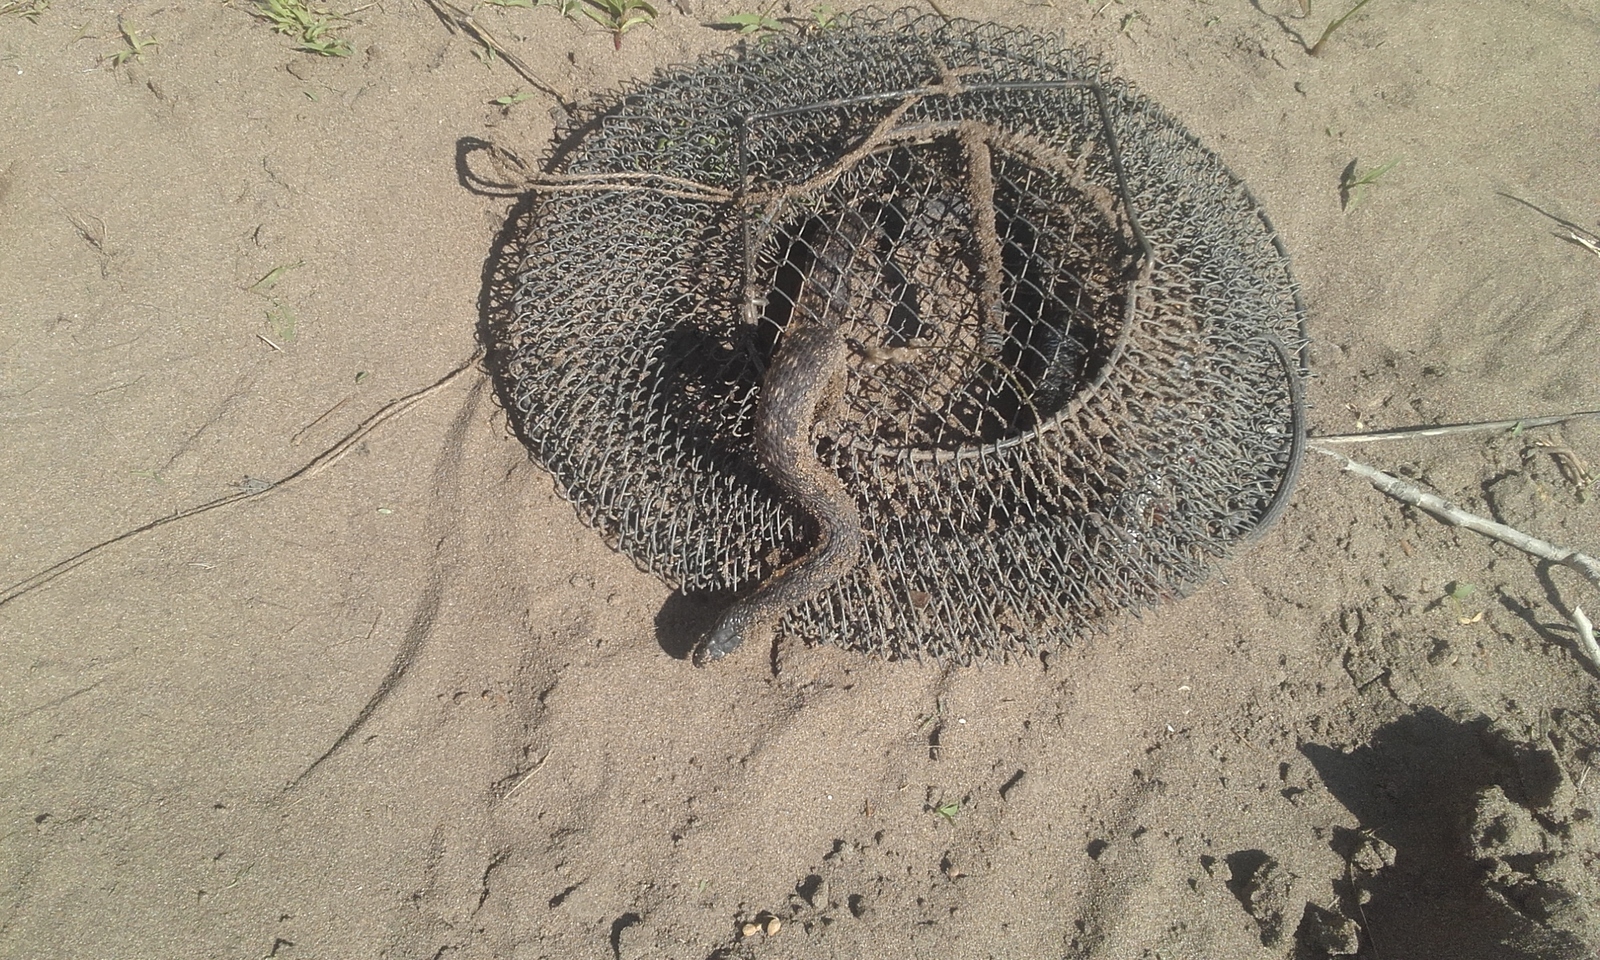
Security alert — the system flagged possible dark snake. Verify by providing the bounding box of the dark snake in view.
[694,212,873,663]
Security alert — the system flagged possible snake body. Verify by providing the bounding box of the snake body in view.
[695,214,871,663]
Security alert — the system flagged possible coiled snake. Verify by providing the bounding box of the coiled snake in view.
[694,212,873,663]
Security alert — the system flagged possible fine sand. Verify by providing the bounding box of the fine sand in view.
[3,1,1598,958]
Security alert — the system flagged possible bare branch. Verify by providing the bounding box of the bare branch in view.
[1574,607,1600,672]
[1312,409,1600,445]
[1312,444,1600,672]
[0,352,484,609]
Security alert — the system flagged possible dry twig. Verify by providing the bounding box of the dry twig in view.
[1312,444,1600,672]
[420,0,571,110]
[1312,409,1600,445]
[1567,231,1600,260]
[1574,607,1599,672]
[0,352,484,609]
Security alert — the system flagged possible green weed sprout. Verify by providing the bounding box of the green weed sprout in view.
[714,5,842,37]
[254,0,353,57]
[1339,156,1398,212]
[108,20,159,66]
[491,90,535,107]
[578,0,657,50]
[0,0,51,23]
[714,11,784,36]
[1308,0,1378,56]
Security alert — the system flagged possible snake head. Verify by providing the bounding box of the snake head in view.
[693,617,747,665]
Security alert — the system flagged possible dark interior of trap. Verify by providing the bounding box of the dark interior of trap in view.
[743,133,1141,453]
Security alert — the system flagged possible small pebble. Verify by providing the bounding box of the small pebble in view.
[741,922,761,938]
[764,917,782,936]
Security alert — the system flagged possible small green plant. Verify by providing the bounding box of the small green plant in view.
[713,5,839,37]
[484,0,535,6]
[934,799,962,824]
[250,261,305,345]
[249,260,305,293]
[714,11,784,36]
[107,20,158,66]
[575,0,657,49]
[1446,581,1482,625]
[807,4,842,30]
[1307,0,1379,56]
[491,90,535,107]
[253,0,353,57]
[264,301,298,343]
[0,0,51,22]
[1338,156,1397,211]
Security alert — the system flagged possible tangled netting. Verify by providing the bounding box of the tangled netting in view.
[498,10,1308,661]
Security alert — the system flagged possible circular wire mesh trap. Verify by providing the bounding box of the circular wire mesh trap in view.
[497,11,1308,661]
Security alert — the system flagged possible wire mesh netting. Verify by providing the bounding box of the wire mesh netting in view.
[497,10,1308,661]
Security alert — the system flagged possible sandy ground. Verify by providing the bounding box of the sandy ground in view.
[4,1,1600,958]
